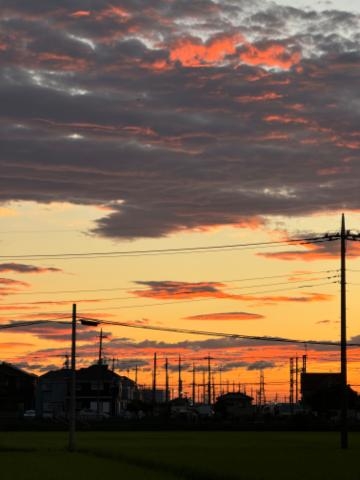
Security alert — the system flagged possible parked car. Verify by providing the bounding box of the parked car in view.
[23,410,36,418]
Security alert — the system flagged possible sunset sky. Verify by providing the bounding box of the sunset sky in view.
[0,0,360,401]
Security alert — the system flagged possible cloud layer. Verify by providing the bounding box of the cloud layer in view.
[0,1,359,239]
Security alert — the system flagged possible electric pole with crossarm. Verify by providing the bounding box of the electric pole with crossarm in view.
[324,214,360,449]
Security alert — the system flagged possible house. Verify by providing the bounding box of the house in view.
[37,363,136,419]
[214,392,253,418]
[36,368,70,418]
[301,372,359,415]
[0,362,37,418]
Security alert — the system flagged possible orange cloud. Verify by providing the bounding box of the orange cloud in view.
[38,53,89,71]
[70,10,91,18]
[151,59,171,71]
[169,33,243,67]
[263,114,309,125]
[96,6,130,20]
[244,293,333,304]
[236,92,283,103]
[132,281,234,300]
[317,166,351,176]
[258,240,360,261]
[167,33,301,72]
[259,132,289,141]
[131,281,332,305]
[0,278,30,296]
[185,311,264,321]
[240,44,301,70]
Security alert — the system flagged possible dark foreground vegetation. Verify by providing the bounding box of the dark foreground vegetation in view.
[1,431,360,480]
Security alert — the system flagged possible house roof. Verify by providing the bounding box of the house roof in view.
[0,362,37,379]
[40,369,67,379]
[40,364,135,385]
[76,364,121,381]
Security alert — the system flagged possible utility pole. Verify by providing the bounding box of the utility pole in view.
[152,352,157,405]
[340,213,348,449]
[295,356,299,404]
[98,328,106,365]
[212,374,216,404]
[289,357,294,409]
[165,358,169,402]
[219,366,222,395]
[325,213,360,448]
[204,356,213,405]
[202,371,206,403]
[192,363,196,404]
[178,355,183,398]
[69,303,76,452]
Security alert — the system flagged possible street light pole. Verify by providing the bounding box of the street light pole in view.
[69,303,77,452]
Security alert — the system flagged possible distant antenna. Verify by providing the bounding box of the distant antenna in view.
[63,354,70,369]
[258,370,266,406]
[178,355,183,398]
[98,329,108,365]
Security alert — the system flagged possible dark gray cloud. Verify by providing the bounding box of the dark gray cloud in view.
[0,1,359,238]
[0,263,62,274]
[246,360,276,370]
[115,358,149,370]
[6,320,107,342]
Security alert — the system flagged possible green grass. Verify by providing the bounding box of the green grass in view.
[1,431,360,479]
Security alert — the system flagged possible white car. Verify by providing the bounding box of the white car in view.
[23,410,36,418]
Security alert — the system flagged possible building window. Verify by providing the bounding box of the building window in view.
[91,381,103,391]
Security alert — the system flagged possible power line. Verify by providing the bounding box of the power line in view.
[0,236,328,260]
[79,316,360,347]
[0,318,69,329]
[1,316,359,347]
[5,269,338,297]
[0,275,338,308]
[72,280,337,312]
[0,279,337,318]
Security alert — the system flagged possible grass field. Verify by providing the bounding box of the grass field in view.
[1,431,360,480]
